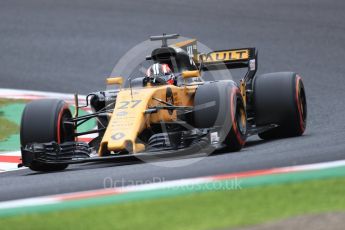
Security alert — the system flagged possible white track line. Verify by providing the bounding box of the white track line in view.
[0,152,22,172]
[0,159,345,210]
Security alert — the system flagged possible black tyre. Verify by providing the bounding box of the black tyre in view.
[20,99,74,171]
[253,72,307,139]
[193,81,247,151]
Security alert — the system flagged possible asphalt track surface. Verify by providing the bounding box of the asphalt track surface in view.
[0,0,345,201]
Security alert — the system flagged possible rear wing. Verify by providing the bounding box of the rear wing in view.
[171,40,258,81]
[197,48,258,83]
[197,48,257,70]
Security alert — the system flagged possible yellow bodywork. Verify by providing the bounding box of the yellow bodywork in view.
[98,40,253,155]
[106,77,124,85]
[98,85,197,155]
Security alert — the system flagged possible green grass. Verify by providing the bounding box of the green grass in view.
[0,117,18,141]
[0,99,27,107]
[0,99,14,107]
[0,99,22,141]
[0,177,344,230]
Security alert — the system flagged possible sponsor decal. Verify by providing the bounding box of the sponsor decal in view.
[210,132,220,144]
[111,132,125,140]
[249,59,256,71]
[200,49,249,63]
[116,111,128,116]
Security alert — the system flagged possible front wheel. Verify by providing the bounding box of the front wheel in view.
[20,99,74,171]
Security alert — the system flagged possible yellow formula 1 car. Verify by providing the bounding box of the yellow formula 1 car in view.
[19,34,307,171]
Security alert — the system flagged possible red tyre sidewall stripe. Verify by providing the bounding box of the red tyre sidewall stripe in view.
[57,105,68,144]
[230,89,245,146]
[295,75,305,133]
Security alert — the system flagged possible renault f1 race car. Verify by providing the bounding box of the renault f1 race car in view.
[19,34,307,171]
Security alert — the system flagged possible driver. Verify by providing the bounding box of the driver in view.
[145,63,176,85]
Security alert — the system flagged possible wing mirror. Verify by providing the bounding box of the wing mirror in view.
[106,77,124,85]
[181,70,200,79]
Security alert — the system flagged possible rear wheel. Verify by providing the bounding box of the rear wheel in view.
[253,72,307,139]
[193,81,247,151]
[20,99,74,171]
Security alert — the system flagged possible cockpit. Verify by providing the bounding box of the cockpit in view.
[150,46,198,73]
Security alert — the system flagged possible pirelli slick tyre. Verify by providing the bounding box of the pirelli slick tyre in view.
[254,72,307,139]
[193,81,247,151]
[20,99,74,171]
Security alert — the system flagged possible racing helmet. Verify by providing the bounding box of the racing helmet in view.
[146,63,175,85]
